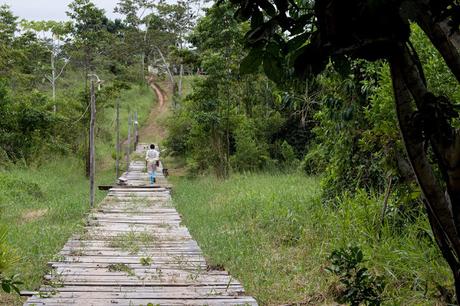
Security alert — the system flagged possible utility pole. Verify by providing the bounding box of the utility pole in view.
[116,97,120,179]
[126,112,131,169]
[89,79,96,208]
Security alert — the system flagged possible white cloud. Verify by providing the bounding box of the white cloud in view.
[1,0,207,21]
[2,0,124,21]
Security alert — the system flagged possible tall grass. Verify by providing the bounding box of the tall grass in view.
[0,158,112,289]
[112,84,155,141]
[0,83,155,305]
[171,173,452,305]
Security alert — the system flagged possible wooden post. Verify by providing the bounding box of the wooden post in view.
[178,64,184,97]
[89,80,96,208]
[116,97,120,179]
[126,112,131,169]
[134,111,139,151]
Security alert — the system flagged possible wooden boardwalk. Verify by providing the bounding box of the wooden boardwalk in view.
[25,145,257,306]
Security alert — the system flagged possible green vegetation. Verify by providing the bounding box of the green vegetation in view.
[172,174,452,305]
[3,0,460,304]
[109,231,157,255]
[140,256,153,266]
[0,158,110,287]
[0,83,155,305]
[107,263,135,276]
[161,1,460,303]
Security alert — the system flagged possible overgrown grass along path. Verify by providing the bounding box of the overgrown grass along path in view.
[0,84,156,305]
[171,173,452,305]
[0,159,113,305]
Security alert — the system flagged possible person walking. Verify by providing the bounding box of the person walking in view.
[145,144,160,185]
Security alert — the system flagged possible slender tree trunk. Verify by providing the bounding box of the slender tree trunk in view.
[141,52,145,84]
[390,43,460,301]
[405,0,460,83]
[51,51,56,112]
[153,46,175,90]
[395,43,460,243]
[379,176,393,237]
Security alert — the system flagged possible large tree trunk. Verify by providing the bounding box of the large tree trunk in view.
[407,0,460,83]
[390,43,460,301]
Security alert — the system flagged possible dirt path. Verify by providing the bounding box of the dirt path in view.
[138,78,170,145]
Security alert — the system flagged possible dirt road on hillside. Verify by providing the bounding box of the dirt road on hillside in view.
[138,77,171,145]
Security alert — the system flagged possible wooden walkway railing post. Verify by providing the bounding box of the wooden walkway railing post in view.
[134,111,139,151]
[89,79,96,208]
[115,97,120,179]
[126,112,131,169]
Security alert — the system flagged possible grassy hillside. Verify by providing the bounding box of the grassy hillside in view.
[171,173,452,305]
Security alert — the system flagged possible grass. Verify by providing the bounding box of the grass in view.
[107,263,135,276]
[108,230,157,255]
[171,172,453,305]
[0,157,113,304]
[114,84,156,142]
[0,82,156,305]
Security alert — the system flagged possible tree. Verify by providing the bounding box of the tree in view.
[67,0,109,177]
[21,20,72,112]
[0,5,18,76]
[67,0,108,78]
[155,0,201,95]
[226,0,460,301]
[115,0,156,82]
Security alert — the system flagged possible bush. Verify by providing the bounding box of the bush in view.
[280,140,299,169]
[231,119,270,171]
[300,143,327,175]
[326,245,385,306]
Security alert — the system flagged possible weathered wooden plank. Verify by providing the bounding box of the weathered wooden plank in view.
[35,284,245,293]
[60,249,202,255]
[25,297,257,306]
[28,288,245,299]
[64,240,199,246]
[25,145,257,306]
[55,257,207,265]
[49,262,208,270]
[53,267,228,275]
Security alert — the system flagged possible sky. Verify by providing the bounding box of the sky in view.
[0,0,201,21]
[2,0,121,21]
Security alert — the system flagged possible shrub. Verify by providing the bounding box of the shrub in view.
[280,140,299,169]
[326,245,385,306]
[231,119,270,172]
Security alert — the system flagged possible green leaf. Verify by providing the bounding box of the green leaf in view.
[2,282,11,293]
[263,52,283,83]
[240,48,263,75]
[287,32,310,53]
